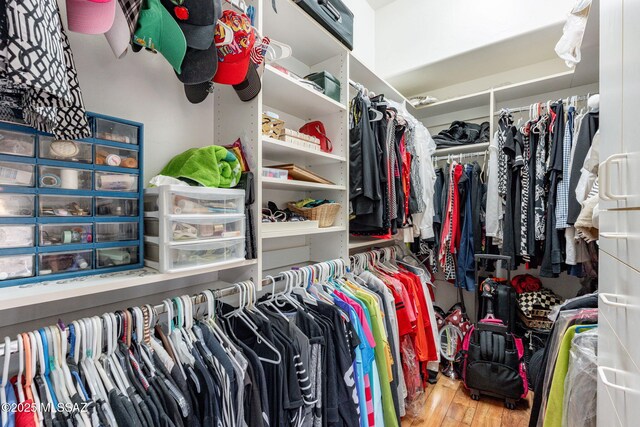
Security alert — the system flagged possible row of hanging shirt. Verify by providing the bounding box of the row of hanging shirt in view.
[0,250,440,427]
[486,95,599,279]
[430,153,487,291]
[348,83,437,242]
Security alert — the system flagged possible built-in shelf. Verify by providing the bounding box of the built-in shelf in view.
[262,176,346,191]
[493,70,576,103]
[0,259,257,312]
[262,225,346,239]
[262,65,346,119]
[262,0,346,66]
[262,136,346,165]
[348,237,396,251]
[415,90,491,119]
[434,142,490,156]
[349,54,417,116]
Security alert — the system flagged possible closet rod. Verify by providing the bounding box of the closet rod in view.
[495,94,592,115]
[433,151,487,162]
[0,258,348,356]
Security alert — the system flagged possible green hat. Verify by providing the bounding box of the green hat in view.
[133,0,187,73]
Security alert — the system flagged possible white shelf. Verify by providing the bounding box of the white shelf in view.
[262,0,346,67]
[415,90,491,119]
[262,176,346,191]
[262,65,346,119]
[262,225,346,239]
[348,237,396,251]
[493,71,576,103]
[262,136,345,165]
[0,259,258,312]
[349,54,416,116]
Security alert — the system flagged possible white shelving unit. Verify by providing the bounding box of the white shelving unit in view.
[262,136,346,165]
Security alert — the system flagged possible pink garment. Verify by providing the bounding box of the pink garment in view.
[335,290,376,348]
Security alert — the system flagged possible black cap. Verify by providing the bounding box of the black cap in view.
[160,0,221,50]
[176,43,218,84]
[184,81,213,104]
[233,63,262,102]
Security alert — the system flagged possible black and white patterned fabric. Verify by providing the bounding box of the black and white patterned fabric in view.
[497,113,511,197]
[0,0,91,140]
[517,288,564,318]
[119,0,143,35]
[534,115,549,241]
[519,124,531,257]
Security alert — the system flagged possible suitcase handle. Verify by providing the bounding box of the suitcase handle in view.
[318,0,342,22]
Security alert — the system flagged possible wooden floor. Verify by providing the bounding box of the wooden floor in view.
[400,375,533,427]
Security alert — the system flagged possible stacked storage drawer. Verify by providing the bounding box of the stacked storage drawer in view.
[0,113,144,286]
[143,185,245,272]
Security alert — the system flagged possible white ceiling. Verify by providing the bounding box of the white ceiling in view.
[385,24,569,98]
[366,0,396,10]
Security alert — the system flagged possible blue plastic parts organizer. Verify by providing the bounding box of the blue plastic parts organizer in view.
[0,113,144,287]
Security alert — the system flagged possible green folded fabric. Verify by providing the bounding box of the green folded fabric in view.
[160,146,241,188]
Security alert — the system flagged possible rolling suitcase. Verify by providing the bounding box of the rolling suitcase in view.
[474,254,517,332]
[461,285,528,409]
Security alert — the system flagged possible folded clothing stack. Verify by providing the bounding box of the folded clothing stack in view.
[433,121,490,147]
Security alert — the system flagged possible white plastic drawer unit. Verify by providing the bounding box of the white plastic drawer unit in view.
[145,215,245,243]
[600,209,640,272]
[600,151,640,210]
[144,238,245,273]
[144,185,245,216]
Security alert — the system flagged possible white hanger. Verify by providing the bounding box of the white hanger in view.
[26,332,43,423]
[1,336,10,426]
[16,334,25,403]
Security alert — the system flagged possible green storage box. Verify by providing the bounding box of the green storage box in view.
[305,71,341,103]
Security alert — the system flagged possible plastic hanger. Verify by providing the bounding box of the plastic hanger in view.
[15,334,24,403]
[1,336,10,426]
[26,332,43,423]
[227,283,281,364]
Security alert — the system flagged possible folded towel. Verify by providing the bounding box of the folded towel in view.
[160,146,241,188]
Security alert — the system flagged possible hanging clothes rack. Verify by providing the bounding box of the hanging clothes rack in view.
[0,258,347,357]
[433,150,488,163]
[494,94,592,115]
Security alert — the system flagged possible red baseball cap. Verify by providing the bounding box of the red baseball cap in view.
[213,10,255,85]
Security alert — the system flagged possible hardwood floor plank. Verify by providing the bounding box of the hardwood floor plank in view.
[410,383,457,427]
[401,376,531,427]
[470,397,504,427]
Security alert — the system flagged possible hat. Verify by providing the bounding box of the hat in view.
[184,81,213,104]
[213,10,255,85]
[177,44,218,84]
[67,0,116,34]
[105,0,143,58]
[233,34,269,102]
[160,0,221,50]
[133,0,187,73]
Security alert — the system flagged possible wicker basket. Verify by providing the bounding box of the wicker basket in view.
[287,202,341,227]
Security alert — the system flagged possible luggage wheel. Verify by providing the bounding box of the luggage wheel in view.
[505,399,517,410]
[470,390,480,401]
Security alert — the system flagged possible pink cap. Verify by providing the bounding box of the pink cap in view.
[66,0,116,35]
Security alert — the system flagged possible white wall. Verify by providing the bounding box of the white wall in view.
[374,0,576,78]
[61,3,216,185]
[344,0,377,70]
